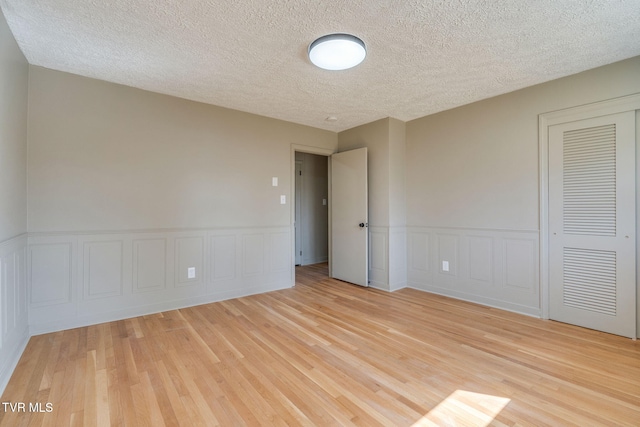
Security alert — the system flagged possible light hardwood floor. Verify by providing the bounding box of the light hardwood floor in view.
[1,263,639,426]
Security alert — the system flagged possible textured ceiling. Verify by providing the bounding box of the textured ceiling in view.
[2,0,640,131]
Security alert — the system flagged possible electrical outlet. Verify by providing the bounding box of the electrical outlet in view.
[442,261,449,272]
[322,198,327,206]
[187,267,196,279]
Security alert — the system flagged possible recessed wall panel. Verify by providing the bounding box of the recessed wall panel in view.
[211,235,236,282]
[409,232,430,272]
[30,243,72,306]
[437,234,458,276]
[370,231,387,272]
[503,238,536,290]
[243,234,264,277]
[3,254,16,335]
[269,232,290,273]
[83,240,123,299]
[133,238,166,293]
[388,229,407,290]
[17,247,26,319]
[175,236,204,287]
[468,236,493,283]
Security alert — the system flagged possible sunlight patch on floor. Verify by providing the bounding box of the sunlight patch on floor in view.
[411,390,511,427]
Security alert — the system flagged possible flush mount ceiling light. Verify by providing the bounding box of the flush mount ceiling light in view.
[308,33,366,71]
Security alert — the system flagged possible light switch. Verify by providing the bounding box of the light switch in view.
[322,199,327,206]
[280,195,286,204]
[272,177,278,187]
[187,267,196,279]
[442,261,449,272]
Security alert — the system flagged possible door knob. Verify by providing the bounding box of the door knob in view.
[359,223,365,228]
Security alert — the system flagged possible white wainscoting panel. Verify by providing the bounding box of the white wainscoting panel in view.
[269,232,291,274]
[0,234,30,395]
[266,231,291,287]
[409,231,430,273]
[242,234,265,278]
[468,235,494,283]
[28,235,78,325]
[83,239,124,300]
[503,238,536,290]
[209,234,237,283]
[30,242,73,306]
[28,227,292,335]
[175,235,205,288]
[133,238,167,293]
[388,227,407,291]
[369,227,388,289]
[436,233,459,279]
[76,235,132,317]
[407,227,540,316]
[368,226,407,291]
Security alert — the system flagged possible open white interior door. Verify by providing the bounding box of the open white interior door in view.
[331,148,368,287]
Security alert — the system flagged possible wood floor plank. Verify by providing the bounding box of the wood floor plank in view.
[2,263,639,426]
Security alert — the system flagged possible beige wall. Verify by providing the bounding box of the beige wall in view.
[25,66,337,336]
[407,56,640,230]
[388,118,406,228]
[0,6,30,395]
[28,66,337,232]
[0,7,28,242]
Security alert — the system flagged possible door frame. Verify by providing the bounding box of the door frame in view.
[290,144,335,284]
[295,160,303,266]
[538,93,640,326]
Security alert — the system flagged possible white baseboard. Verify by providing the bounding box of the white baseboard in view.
[368,279,390,291]
[301,256,328,266]
[407,283,541,318]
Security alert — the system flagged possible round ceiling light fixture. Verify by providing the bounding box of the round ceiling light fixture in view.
[308,33,366,71]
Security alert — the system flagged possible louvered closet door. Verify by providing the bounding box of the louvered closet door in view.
[549,111,636,338]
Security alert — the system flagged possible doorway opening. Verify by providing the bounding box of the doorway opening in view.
[291,145,369,288]
[294,152,329,276]
[290,145,334,286]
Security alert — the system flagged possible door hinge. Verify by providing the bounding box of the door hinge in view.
[299,171,302,176]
